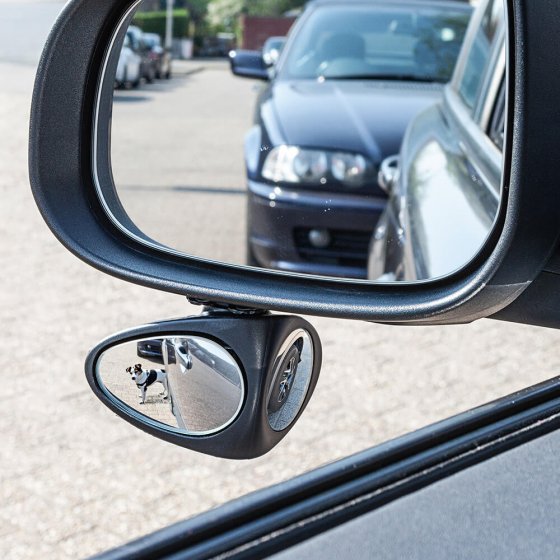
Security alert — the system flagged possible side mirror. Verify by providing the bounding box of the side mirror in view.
[378,155,400,196]
[86,312,321,459]
[29,0,560,329]
[262,37,287,67]
[228,49,269,81]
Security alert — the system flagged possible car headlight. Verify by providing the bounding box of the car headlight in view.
[262,146,328,184]
[262,146,373,188]
[331,152,369,186]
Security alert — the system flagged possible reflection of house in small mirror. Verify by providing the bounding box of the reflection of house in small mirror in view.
[97,336,244,436]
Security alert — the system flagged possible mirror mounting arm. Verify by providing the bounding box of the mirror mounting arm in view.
[187,296,270,317]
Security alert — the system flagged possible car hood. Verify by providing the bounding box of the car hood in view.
[260,80,443,162]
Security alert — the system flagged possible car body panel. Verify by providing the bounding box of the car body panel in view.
[259,80,444,167]
[368,1,505,281]
[369,95,500,281]
[272,426,560,560]
[248,179,386,278]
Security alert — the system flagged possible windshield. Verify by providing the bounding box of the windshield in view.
[278,4,471,82]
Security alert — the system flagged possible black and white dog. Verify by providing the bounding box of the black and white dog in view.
[126,363,169,405]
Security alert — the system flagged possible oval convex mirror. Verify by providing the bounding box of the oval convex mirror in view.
[86,314,322,459]
[93,0,507,284]
[96,336,244,436]
[267,329,313,432]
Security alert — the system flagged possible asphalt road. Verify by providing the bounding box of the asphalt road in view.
[111,60,253,266]
[0,1,65,65]
[2,4,560,560]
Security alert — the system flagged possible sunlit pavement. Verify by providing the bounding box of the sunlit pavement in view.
[1,5,559,560]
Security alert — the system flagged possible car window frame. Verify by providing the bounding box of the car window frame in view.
[454,0,505,112]
[444,6,506,200]
[95,373,560,559]
[474,43,506,163]
[488,76,507,151]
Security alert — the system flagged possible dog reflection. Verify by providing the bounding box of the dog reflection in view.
[126,363,169,405]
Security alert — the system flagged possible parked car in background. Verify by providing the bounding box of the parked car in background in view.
[143,32,172,79]
[262,36,286,66]
[231,0,472,279]
[115,32,141,89]
[368,0,505,282]
[127,25,156,84]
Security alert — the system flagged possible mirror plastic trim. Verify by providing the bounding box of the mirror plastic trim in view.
[29,0,560,325]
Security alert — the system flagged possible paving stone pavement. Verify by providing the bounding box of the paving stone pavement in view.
[1,53,560,560]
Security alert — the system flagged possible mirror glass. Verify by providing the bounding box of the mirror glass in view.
[267,329,313,432]
[95,0,506,283]
[96,335,244,435]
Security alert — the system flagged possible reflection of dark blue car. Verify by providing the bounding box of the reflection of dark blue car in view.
[232,0,472,279]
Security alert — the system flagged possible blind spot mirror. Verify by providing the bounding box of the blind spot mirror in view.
[267,330,311,431]
[86,313,322,459]
[97,336,244,436]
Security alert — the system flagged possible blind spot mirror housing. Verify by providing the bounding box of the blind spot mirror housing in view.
[85,313,322,459]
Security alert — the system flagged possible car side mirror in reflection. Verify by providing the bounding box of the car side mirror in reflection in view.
[86,311,322,459]
[228,49,269,81]
[262,36,287,67]
[378,155,400,196]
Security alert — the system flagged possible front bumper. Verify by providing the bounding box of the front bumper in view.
[247,180,386,279]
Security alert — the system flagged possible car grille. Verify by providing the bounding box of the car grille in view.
[294,228,372,269]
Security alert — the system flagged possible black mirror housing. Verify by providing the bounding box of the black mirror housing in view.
[28,0,560,329]
[86,313,322,459]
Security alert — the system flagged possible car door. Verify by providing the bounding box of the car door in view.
[92,373,560,559]
[370,0,506,282]
[25,0,560,557]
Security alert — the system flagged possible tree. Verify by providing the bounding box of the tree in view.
[182,0,211,22]
[207,0,305,28]
[207,0,244,29]
[246,0,306,16]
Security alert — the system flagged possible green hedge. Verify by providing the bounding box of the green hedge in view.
[132,9,190,40]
